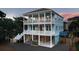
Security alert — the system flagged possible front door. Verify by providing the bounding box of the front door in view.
[25,35,32,45]
[40,36,50,44]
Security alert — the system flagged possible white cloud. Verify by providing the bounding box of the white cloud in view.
[6,13,20,20]
[6,15,15,20]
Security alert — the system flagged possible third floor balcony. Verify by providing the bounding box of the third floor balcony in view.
[24,18,52,24]
[23,10,54,24]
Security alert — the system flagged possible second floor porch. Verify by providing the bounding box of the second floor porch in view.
[23,30,55,36]
[24,24,55,32]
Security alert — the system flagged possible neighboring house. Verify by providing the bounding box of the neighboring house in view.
[64,16,79,31]
[14,8,64,48]
[0,11,6,18]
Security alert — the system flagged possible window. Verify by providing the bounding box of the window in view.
[40,13,44,22]
[46,12,51,22]
[33,25,39,31]
[61,26,63,30]
[55,18,57,20]
[60,26,62,30]
[25,25,28,30]
[59,26,63,30]
[29,25,32,30]
[46,24,51,31]
[40,25,44,31]
[59,26,60,30]
[52,36,55,44]
[56,26,58,30]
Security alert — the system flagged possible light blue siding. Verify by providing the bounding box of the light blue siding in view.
[55,35,59,44]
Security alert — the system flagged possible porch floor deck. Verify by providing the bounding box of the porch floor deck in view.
[40,42,55,48]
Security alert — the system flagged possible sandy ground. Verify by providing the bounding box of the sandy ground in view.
[0,43,69,51]
[0,44,15,51]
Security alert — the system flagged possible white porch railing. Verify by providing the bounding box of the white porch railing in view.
[24,30,55,36]
[24,19,51,23]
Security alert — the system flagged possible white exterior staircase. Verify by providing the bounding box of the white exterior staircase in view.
[12,31,25,43]
[14,33,24,40]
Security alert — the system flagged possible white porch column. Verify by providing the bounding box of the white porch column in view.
[32,14,34,41]
[32,35,33,41]
[50,36,52,47]
[38,13,40,44]
[38,13,40,22]
[23,18,25,32]
[51,12,53,35]
[38,13,40,33]
[32,14,33,23]
[23,34,26,43]
[23,17,26,43]
[50,12,53,47]
[51,12,53,23]
[44,12,46,33]
[38,35,40,45]
[44,12,46,22]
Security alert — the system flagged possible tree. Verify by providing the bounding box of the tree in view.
[0,18,15,40]
[68,16,79,32]
[13,17,27,34]
[68,16,79,50]
[0,11,6,18]
[0,10,26,43]
[13,17,23,34]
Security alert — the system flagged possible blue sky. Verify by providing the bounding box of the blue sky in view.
[0,8,79,18]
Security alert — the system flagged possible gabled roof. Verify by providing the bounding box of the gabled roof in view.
[27,8,52,13]
[23,8,52,15]
[23,8,63,18]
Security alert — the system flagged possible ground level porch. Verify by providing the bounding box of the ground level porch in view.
[24,34,56,48]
